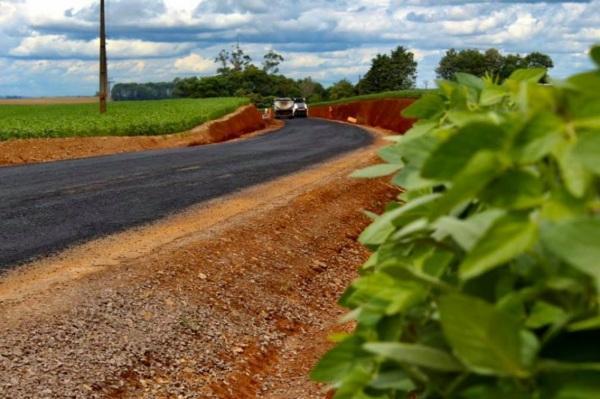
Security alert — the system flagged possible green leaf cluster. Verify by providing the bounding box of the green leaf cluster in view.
[312,45,600,399]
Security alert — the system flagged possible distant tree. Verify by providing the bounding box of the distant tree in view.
[112,82,175,101]
[230,43,252,72]
[358,46,417,94]
[498,54,523,81]
[522,52,554,69]
[483,48,504,75]
[262,50,285,74]
[215,44,253,74]
[328,79,356,100]
[436,48,554,82]
[436,49,488,80]
[215,49,231,74]
[297,77,326,102]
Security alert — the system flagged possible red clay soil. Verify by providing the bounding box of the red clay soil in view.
[311,98,416,134]
[0,105,274,167]
[0,149,397,398]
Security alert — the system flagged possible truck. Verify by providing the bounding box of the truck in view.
[273,98,294,119]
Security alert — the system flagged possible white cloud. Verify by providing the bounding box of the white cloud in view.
[0,0,598,96]
[174,53,214,73]
[10,35,194,59]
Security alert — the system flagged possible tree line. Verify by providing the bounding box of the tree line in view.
[111,45,554,104]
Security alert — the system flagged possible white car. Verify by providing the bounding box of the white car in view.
[273,98,294,119]
[293,97,309,118]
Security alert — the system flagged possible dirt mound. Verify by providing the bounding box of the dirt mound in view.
[311,98,416,133]
[0,105,275,167]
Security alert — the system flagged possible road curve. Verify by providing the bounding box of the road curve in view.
[0,118,372,270]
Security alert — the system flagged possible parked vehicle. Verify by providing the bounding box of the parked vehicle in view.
[273,98,294,119]
[293,98,309,118]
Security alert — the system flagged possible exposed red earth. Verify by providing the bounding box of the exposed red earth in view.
[310,98,416,133]
[0,127,396,398]
[0,105,279,167]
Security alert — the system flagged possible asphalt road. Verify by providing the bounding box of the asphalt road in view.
[0,118,372,270]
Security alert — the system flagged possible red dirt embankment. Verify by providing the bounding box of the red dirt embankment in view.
[0,105,276,167]
[311,98,416,133]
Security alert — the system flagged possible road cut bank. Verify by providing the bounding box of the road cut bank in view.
[310,98,417,133]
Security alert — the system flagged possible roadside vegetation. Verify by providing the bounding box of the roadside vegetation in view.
[311,89,434,107]
[312,45,600,398]
[0,97,248,140]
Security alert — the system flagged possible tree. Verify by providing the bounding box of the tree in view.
[522,52,554,69]
[358,46,417,94]
[436,48,488,80]
[328,79,356,100]
[262,50,285,74]
[112,82,175,101]
[437,48,554,82]
[215,49,230,74]
[215,44,253,74]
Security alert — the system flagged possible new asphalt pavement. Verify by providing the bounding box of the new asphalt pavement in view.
[0,118,372,270]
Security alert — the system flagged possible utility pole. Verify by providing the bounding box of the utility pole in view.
[99,0,108,114]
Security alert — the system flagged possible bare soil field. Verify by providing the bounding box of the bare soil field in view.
[0,97,97,105]
[0,105,278,166]
[0,128,395,398]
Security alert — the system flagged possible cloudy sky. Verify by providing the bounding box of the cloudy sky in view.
[0,0,598,96]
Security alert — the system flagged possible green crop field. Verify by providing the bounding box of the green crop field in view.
[0,97,249,141]
[311,89,437,107]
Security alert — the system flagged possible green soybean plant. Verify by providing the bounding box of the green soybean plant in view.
[312,45,600,399]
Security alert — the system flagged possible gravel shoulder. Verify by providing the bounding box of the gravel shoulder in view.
[0,126,396,398]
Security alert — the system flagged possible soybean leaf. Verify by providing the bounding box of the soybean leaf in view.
[349,273,427,318]
[459,213,538,280]
[432,151,502,219]
[568,71,600,96]
[422,122,508,180]
[364,342,464,372]
[480,85,507,106]
[351,164,403,178]
[434,209,506,251]
[574,131,600,175]
[332,365,373,399]
[456,72,485,91]
[359,193,440,246]
[480,169,545,210]
[569,316,600,332]
[541,218,600,286]
[508,68,547,83]
[439,294,528,377]
[512,112,563,164]
[526,301,568,329]
[402,94,445,119]
[377,145,404,164]
[553,138,591,198]
[311,337,372,383]
[520,330,541,368]
[370,370,415,391]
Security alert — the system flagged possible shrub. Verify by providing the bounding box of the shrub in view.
[312,45,600,398]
